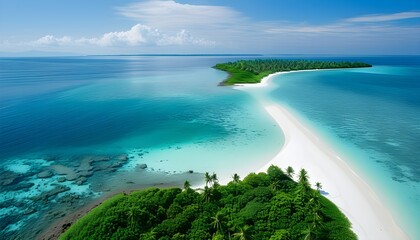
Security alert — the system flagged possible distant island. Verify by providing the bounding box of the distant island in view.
[60,166,355,240]
[214,59,372,85]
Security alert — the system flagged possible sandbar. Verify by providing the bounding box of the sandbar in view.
[237,71,408,240]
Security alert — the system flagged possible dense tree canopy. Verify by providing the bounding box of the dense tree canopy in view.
[214,59,371,85]
[60,166,356,240]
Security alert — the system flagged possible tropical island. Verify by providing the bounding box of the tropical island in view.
[60,166,355,240]
[214,59,372,85]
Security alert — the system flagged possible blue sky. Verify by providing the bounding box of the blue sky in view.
[0,0,419,55]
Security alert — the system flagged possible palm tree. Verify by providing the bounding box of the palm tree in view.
[303,225,314,240]
[233,226,252,240]
[296,169,311,203]
[304,192,323,239]
[205,172,211,187]
[232,173,240,183]
[286,166,294,179]
[271,180,281,191]
[302,208,323,240]
[311,206,323,235]
[315,182,322,192]
[298,169,311,192]
[308,191,321,209]
[211,172,218,186]
[183,180,191,191]
[203,186,212,202]
[211,212,223,234]
[298,168,309,185]
[127,206,139,229]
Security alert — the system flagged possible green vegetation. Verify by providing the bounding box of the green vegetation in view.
[60,166,356,240]
[214,59,371,85]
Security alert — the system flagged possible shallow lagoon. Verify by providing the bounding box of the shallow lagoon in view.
[269,64,420,239]
[0,55,419,239]
[0,56,283,239]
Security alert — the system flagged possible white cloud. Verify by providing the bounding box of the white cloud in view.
[157,30,214,46]
[115,1,420,43]
[116,0,243,29]
[264,23,416,35]
[10,1,420,55]
[257,11,420,54]
[34,24,214,47]
[264,11,420,35]
[35,35,73,45]
[265,24,353,34]
[346,11,420,23]
[80,24,159,46]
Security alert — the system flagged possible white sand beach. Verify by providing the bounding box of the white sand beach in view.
[237,72,408,240]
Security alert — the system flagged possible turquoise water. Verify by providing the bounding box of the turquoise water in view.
[0,56,283,239]
[1,55,419,239]
[268,63,420,239]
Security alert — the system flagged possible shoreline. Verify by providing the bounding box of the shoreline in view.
[237,71,409,239]
[38,69,409,239]
[233,68,339,88]
[37,171,204,240]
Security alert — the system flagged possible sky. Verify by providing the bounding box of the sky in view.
[0,0,419,55]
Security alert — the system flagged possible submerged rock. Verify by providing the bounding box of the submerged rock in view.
[0,170,24,186]
[58,194,80,205]
[23,208,37,215]
[50,165,78,181]
[14,201,25,208]
[31,185,70,202]
[57,177,67,183]
[110,162,123,169]
[117,154,128,162]
[79,170,93,178]
[92,163,112,172]
[137,164,148,170]
[79,157,93,172]
[0,200,14,209]
[7,182,35,191]
[37,170,54,179]
[0,214,21,232]
[92,156,111,162]
[75,177,87,186]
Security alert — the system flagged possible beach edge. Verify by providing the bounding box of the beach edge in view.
[236,71,409,240]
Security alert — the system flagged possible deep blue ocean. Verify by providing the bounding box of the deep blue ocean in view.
[0,55,419,239]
